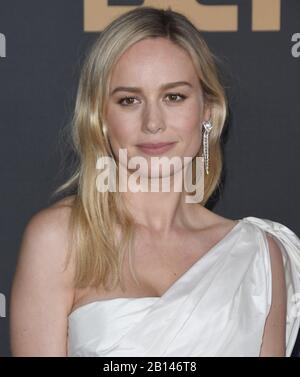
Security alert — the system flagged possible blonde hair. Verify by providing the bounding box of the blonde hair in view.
[52,6,228,291]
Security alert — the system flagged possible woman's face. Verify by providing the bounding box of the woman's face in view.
[104,37,210,178]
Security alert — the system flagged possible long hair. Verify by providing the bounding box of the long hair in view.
[52,6,228,291]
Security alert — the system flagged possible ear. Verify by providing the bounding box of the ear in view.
[203,102,212,122]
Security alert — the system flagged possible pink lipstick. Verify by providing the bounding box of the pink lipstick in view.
[136,142,177,155]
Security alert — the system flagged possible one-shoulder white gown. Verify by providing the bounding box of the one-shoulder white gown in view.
[67,217,300,357]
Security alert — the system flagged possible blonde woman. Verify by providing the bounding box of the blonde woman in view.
[10,7,300,357]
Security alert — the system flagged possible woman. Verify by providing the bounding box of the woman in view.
[10,6,300,357]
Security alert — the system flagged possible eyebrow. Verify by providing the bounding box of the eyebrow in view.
[110,81,193,96]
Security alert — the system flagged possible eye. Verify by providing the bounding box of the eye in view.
[118,96,139,106]
[117,93,187,107]
[165,93,187,103]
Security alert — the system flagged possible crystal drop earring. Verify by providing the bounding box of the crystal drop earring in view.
[202,120,213,175]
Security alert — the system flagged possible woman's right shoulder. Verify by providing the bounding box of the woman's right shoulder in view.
[10,195,78,355]
[25,194,76,234]
[19,195,77,275]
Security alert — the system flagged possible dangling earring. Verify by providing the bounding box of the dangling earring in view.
[202,120,213,175]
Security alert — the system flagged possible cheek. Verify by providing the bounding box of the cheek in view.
[110,124,131,147]
[176,115,201,144]
[174,99,202,131]
[105,109,135,148]
[182,126,202,156]
[178,102,203,150]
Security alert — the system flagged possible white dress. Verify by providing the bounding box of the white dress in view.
[67,216,300,357]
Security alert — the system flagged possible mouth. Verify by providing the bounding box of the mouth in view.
[136,142,177,156]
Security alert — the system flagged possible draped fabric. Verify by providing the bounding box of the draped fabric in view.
[67,217,300,357]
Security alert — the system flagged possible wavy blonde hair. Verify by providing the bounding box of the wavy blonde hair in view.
[53,6,228,291]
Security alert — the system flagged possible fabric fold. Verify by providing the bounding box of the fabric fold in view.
[241,217,300,356]
[67,216,300,357]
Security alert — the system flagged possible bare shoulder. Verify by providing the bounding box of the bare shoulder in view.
[260,233,287,356]
[193,206,238,231]
[10,195,77,356]
[19,194,76,266]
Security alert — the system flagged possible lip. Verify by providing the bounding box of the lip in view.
[136,142,177,155]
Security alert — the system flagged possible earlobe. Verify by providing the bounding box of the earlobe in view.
[203,103,212,122]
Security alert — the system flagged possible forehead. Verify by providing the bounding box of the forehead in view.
[109,38,199,86]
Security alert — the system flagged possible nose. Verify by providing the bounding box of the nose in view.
[142,102,166,134]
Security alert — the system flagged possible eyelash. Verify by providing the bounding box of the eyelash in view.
[117,93,187,106]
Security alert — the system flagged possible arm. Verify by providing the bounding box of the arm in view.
[10,202,75,356]
[259,234,287,357]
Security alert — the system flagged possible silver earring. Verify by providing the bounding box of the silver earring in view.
[202,120,213,175]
